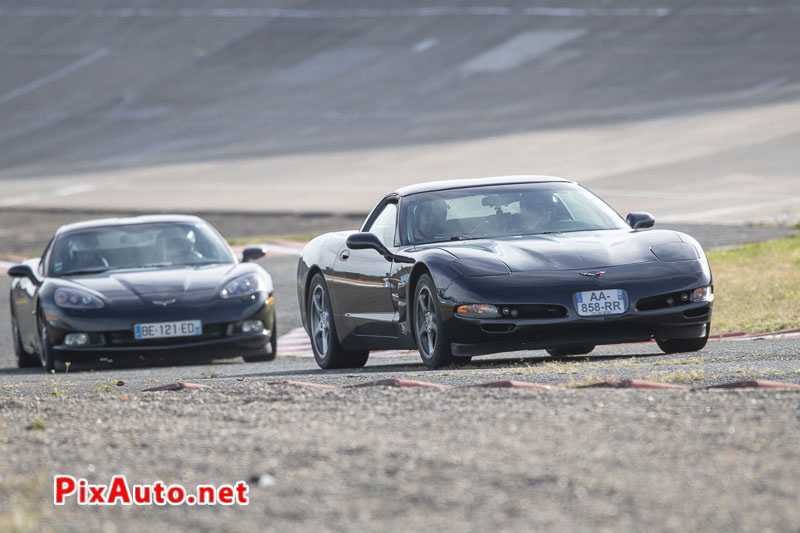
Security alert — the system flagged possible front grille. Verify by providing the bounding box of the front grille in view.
[107,324,226,347]
[636,291,694,311]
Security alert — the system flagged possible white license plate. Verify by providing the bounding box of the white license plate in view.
[134,320,202,340]
[574,289,627,317]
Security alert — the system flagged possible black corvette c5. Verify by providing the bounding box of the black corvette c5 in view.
[297,176,714,369]
[9,215,276,371]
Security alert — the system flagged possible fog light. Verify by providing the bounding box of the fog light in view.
[242,320,264,333]
[691,286,714,303]
[64,333,89,346]
[680,293,690,302]
[456,304,500,318]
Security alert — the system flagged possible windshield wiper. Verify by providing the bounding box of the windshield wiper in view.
[448,235,483,241]
[60,267,112,276]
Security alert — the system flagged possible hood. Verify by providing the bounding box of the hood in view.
[59,264,241,304]
[432,229,685,272]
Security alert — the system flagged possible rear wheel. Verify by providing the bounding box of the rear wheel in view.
[413,274,452,369]
[656,326,710,354]
[12,310,37,368]
[546,345,595,357]
[308,274,369,369]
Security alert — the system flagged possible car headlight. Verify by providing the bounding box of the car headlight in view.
[691,286,714,303]
[220,273,266,299]
[54,288,104,309]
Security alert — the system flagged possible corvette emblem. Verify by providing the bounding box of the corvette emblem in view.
[152,298,177,307]
[579,271,606,279]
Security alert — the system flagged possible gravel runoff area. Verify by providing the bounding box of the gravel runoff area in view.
[1,383,798,533]
[1,338,799,532]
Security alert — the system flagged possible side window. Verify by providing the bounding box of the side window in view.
[366,203,398,247]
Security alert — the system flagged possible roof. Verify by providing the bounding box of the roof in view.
[393,175,571,197]
[55,214,207,236]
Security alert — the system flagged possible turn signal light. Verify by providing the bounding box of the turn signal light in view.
[691,286,714,303]
[456,304,500,317]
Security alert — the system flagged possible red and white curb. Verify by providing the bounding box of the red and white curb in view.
[262,378,800,391]
[278,327,417,358]
[139,378,800,392]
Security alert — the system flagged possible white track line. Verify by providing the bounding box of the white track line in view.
[1,6,799,18]
[461,30,586,74]
[660,196,800,223]
[0,48,108,106]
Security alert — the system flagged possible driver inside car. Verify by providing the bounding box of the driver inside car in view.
[517,192,556,233]
[157,228,204,264]
[412,200,449,243]
[65,233,109,271]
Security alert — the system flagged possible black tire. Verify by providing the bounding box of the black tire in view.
[656,326,710,354]
[413,274,453,369]
[546,345,595,357]
[12,309,37,368]
[243,324,278,362]
[37,313,64,372]
[307,273,369,369]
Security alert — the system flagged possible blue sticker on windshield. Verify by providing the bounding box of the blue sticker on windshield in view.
[55,262,63,271]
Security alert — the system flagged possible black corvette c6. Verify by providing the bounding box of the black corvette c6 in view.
[9,215,276,371]
[297,176,714,369]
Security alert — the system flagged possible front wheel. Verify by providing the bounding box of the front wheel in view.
[307,274,369,369]
[413,274,452,369]
[656,334,709,354]
[243,324,278,362]
[37,315,63,372]
[657,323,710,354]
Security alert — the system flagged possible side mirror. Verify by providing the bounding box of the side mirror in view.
[626,212,655,230]
[345,233,414,264]
[346,232,391,257]
[241,247,266,263]
[8,264,41,285]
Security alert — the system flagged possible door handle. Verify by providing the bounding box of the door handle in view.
[339,250,351,261]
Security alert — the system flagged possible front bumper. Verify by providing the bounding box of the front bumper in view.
[449,303,711,356]
[439,261,713,357]
[43,296,275,361]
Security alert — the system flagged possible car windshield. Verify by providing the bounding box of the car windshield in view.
[403,182,629,245]
[50,222,235,276]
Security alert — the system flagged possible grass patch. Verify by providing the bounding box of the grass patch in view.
[25,417,46,431]
[707,233,800,334]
